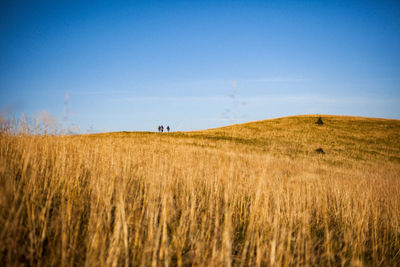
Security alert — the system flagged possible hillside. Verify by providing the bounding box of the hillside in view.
[1,115,400,266]
[99,115,400,164]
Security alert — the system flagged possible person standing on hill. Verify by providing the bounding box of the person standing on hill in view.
[160,125,164,132]
[167,126,170,132]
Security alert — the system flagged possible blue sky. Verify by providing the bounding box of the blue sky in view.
[1,0,399,132]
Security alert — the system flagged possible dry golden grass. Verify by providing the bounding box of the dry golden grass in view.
[1,115,400,266]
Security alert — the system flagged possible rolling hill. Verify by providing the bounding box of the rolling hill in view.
[98,115,400,165]
[1,115,400,266]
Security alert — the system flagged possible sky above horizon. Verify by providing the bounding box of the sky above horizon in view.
[1,0,400,132]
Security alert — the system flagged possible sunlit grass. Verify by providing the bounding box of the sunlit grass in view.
[1,115,399,266]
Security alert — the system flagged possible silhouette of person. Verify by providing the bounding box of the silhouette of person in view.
[161,125,164,132]
[167,126,170,132]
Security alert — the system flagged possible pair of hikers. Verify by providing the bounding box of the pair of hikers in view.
[158,125,170,133]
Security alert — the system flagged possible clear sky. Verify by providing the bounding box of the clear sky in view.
[1,0,399,132]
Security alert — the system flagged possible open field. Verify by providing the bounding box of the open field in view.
[1,115,400,266]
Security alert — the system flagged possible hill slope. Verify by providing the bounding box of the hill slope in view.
[1,115,400,266]
[197,115,400,162]
[101,115,400,164]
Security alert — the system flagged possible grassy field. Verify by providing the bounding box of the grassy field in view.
[1,115,400,266]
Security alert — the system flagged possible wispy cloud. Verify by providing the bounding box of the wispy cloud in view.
[244,95,400,105]
[110,96,228,102]
[69,90,131,96]
[110,94,399,105]
[247,76,308,83]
